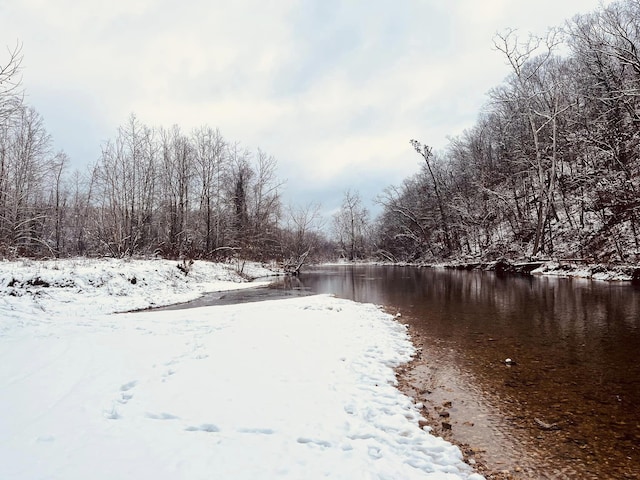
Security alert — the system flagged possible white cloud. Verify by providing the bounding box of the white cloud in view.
[1,0,613,214]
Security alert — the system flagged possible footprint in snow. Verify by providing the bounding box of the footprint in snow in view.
[145,412,180,420]
[185,423,220,433]
[120,380,138,391]
[368,446,383,459]
[118,392,134,404]
[114,380,138,409]
[103,406,121,420]
[238,427,275,435]
[297,437,332,448]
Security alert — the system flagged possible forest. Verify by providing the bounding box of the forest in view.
[0,106,317,263]
[376,0,640,264]
[1,0,640,265]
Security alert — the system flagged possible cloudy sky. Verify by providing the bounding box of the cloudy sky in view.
[3,0,610,217]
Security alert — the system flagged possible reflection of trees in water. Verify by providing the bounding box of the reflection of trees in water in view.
[274,275,306,292]
[300,265,640,363]
[303,266,640,402]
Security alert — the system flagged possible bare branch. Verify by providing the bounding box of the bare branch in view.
[0,41,24,125]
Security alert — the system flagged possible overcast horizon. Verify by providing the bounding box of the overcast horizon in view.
[3,0,612,218]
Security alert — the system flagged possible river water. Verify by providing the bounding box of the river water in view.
[160,264,640,478]
[296,265,640,479]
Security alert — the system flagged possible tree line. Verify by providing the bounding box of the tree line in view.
[374,0,640,264]
[0,41,373,265]
[0,47,330,263]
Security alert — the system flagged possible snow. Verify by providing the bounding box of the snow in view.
[0,258,483,480]
[530,261,635,281]
[0,257,276,323]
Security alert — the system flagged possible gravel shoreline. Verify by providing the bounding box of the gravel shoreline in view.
[395,324,524,480]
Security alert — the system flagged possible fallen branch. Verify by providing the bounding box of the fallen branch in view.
[284,249,310,275]
[177,258,194,276]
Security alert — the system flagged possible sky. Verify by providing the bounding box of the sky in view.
[2,0,611,218]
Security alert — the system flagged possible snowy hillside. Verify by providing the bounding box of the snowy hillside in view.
[0,258,483,480]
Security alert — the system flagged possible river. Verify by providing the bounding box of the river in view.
[296,265,640,480]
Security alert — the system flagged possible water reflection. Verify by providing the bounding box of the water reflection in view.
[301,266,640,370]
[299,265,640,479]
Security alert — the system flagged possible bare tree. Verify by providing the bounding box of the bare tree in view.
[159,125,193,257]
[192,126,227,254]
[0,42,23,127]
[376,178,439,259]
[493,28,567,256]
[410,140,452,252]
[332,189,370,261]
[67,166,95,256]
[249,149,282,259]
[49,151,68,256]
[283,202,323,271]
[93,114,156,256]
[0,106,52,254]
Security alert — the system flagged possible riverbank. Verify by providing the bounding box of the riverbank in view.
[442,259,640,282]
[318,258,640,282]
[395,323,526,480]
[0,258,483,480]
[0,257,280,319]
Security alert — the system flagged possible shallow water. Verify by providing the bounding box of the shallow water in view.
[297,265,640,479]
[152,275,312,310]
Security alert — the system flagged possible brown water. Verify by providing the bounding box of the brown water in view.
[298,265,640,480]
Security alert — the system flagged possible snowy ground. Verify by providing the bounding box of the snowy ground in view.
[0,258,483,480]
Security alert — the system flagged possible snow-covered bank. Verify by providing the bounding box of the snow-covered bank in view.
[0,259,483,479]
[412,258,640,283]
[530,261,640,282]
[0,257,278,322]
